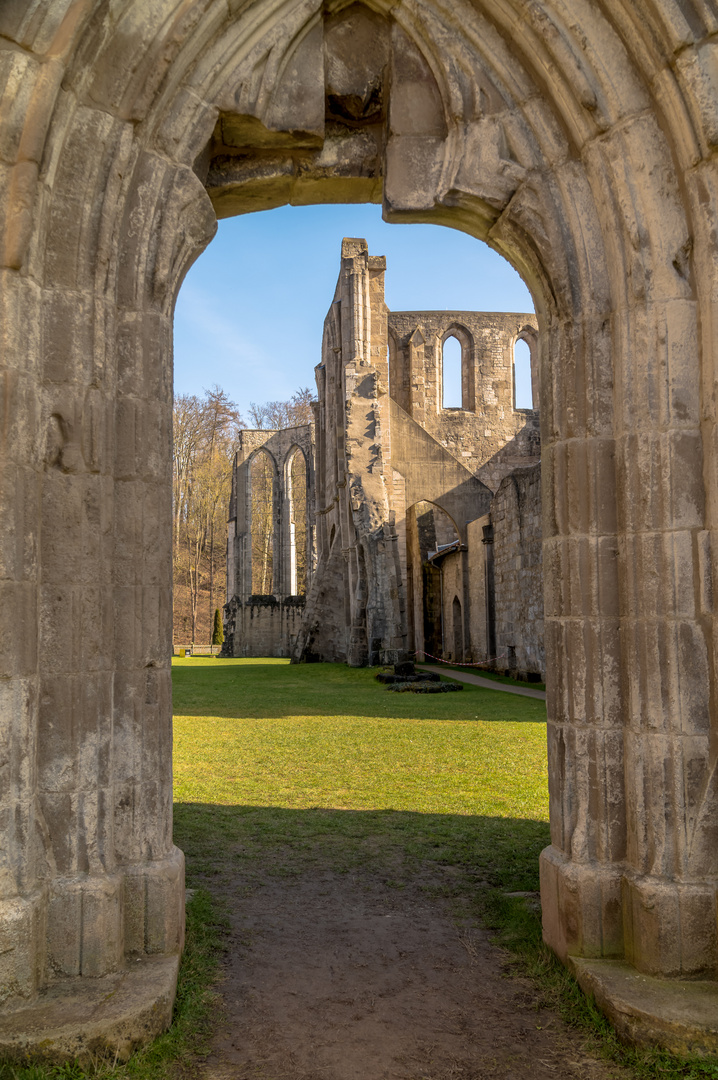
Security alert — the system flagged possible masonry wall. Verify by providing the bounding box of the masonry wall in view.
[224,597,306,658]
[437,550,466,662]
[294,240,543,673]
[467,514,493,665]
[388,311,540,492]
[293,239,407,667]
[491,464,544,678]
[225,425,315,657]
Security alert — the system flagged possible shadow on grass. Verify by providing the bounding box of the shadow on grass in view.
[174,801,551,893]
[172,660,547,724]
[174,805,718,1080]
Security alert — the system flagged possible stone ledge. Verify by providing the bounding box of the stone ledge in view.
[0,955,179,1063]
[570,957,718,1058]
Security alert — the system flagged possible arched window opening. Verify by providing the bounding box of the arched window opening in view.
[514,338,533,409]
[288,449,308,595]
[250,450,275,594]
[452,596,463,662]
[406,501,461,662]
[442,335,462,408]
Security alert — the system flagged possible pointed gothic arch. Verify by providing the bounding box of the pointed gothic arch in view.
[285,444,309,596]
[247,447,278,595]
[2,0,718,1055]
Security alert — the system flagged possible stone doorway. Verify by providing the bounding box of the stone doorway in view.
[2,0,718,1057]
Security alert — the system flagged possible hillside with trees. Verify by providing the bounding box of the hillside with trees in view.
[172,386,313,646]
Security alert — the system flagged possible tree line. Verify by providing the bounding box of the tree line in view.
[173,385,313,645]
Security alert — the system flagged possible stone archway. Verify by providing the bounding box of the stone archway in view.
[2,0,718,1056]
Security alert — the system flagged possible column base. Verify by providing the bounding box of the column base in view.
[570,957,718,1058]
[539,846,624,961]
[622,872,717,977]
[0,954,179,1063]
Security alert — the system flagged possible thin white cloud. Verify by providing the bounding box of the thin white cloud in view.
[173,284,298,406]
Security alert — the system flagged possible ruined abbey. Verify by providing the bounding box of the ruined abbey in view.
[4,0,718,1061]
[224,238,544,680]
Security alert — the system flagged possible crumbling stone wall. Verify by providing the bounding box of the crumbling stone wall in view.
[292,238,532,669]
[492,465,544,679]
[223,595,306,658]
[224,426,314,657]
[294,239,407,667]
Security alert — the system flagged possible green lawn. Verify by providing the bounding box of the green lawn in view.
[173,657,548,815]
[5,660,712,1080]
[173,657,550,892]
[172,659,718,1080]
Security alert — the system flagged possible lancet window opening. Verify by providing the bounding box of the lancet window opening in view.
[249,448,276,595]
[441,334,463,409]
[287,447,308,596]
[513,337,533,410]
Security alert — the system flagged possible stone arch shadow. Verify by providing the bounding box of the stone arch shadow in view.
[2,0,718,1057]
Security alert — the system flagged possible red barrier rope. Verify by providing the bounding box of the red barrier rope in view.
[416,651,508,669]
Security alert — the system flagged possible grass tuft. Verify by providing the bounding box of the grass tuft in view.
[476,884,718,1079]
[0,890,227,1080]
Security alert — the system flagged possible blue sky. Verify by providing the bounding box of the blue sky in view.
[173,203,535,417]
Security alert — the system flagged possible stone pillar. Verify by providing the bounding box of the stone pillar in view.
[539,310,626,962]
[616,294,715,977]
[0,31,215,1042]
[0,270,46,1003]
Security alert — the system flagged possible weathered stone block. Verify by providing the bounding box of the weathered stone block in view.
[47,875,123,977]
[623,875,718,977]
[0,892,45,1003]
[540,846,624,961]
[123,848,185,957]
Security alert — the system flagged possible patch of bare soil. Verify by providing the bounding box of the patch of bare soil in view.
[200,870,627,1080]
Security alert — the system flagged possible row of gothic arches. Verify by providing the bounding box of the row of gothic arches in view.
[247,445,309,597]
[439,330,537,412]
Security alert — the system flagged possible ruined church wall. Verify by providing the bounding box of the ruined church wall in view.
[294,241,408,666]
[491,464,544,678]
[225,425,315,657]
[438,550,466,663]
[467,514,492,665]
[224,597,306,658]
[388,311,540,492]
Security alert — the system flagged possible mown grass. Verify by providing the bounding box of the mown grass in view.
[4,658,717,1079]
[172,659,548,819]
[171,658,718,1080]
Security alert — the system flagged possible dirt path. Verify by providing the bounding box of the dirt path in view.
[200,869,625,1080]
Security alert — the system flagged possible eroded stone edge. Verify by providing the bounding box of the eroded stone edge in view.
[569,957,718,1059]
[0,955,179,1062]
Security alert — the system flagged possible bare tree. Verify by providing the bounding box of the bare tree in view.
[172,384,314,643]
[172,386,242,644]
[203,387,242,628]
[248,387,314,430]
